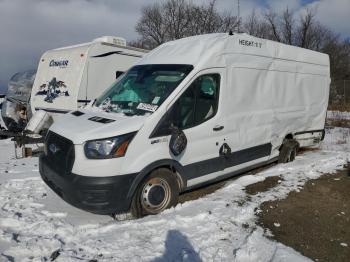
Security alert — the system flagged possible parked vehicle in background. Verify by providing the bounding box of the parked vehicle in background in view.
[0,36,147,156]
[30,36,147,117]
[40,33,330,217]
[1,70,36,132]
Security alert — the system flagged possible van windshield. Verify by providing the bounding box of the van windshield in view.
[95,64,193,115]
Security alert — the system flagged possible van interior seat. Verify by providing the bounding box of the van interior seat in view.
[180,76,217,127]
[195,76,216,121]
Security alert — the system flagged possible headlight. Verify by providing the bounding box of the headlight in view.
[84,132,136,159]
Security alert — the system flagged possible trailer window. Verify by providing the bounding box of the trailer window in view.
[95,64,193,115]
[152,74,220,137]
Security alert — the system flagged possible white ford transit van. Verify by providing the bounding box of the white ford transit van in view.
[40,33,330,217]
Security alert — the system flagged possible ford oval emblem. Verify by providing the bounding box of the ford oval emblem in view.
[49,143,60,154]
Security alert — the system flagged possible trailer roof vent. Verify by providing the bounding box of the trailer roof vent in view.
[93,36,127,46]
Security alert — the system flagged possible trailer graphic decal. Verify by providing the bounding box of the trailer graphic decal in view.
[92,51,142,58]
[35,77,70,103]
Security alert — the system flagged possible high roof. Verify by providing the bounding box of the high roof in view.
[138,33,329,69]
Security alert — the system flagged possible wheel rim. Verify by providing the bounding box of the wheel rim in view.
[141,177,172,214]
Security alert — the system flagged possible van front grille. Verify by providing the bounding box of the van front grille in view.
[45,131,75,175]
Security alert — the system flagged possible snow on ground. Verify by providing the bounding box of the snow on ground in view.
[327,110,350,120]
[0,127,349,261]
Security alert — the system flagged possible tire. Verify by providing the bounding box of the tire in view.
[130,168,179,218]
[278,139,299,163]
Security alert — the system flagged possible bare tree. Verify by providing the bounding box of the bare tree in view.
[133,1,350,83]
[281,7,294,45]
[243,9,270,39]
[244,9,258,35]
[134,0,238,48]
[219,11,240,33]
[135,3,168,49]
[297,8,316,48]
[163,0,190,40]
[197,1,220,34]
[322,34,350,80]
[245,7,330,50]
[264,10,281,42]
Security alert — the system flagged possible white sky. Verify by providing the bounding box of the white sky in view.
[0,0,349,92]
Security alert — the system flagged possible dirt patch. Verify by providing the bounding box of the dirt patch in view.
[326,118,350,128]
[178,180,227,204]
[245,176,281,195]
[328,106,350,112]
[257,169,350,262]
[298,147,320,154]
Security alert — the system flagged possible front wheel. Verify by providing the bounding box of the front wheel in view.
[131,168,179,218]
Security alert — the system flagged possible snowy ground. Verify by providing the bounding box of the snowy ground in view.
[327,110,350,121]
[0,127,349,261]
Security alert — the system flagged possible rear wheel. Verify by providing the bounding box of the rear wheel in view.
[131,168,179,218]
[278,139,299,163]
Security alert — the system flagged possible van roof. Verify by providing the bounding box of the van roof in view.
[138,33,329,69]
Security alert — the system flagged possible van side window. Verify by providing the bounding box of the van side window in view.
[151,74,220,137]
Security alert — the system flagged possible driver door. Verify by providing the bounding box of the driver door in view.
[153,68,227,186]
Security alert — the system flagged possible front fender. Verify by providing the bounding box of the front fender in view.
[126,159,186,200]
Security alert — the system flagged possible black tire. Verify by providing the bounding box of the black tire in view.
[131,168,179,218]
[278,139,299,163]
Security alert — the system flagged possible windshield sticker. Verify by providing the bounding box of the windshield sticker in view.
[137,103,158,112]
[152,96,161,104]
[35,77,69,103]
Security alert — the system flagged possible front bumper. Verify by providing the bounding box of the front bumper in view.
[39,154,138,215]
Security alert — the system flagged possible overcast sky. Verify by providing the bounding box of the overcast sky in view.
[0,0,349,93]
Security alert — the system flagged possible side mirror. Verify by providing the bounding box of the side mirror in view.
[169,125,187,156]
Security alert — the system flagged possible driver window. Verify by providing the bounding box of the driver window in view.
[152,73,220,137]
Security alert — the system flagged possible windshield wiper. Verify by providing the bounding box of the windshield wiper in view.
[123,109,146,116]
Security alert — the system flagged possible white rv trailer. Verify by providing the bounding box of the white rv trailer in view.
[0,37,147,157]
[1,37,147,133]
[40,33,330,217]
[31,36,147,116]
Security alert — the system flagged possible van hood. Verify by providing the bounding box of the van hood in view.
[49,108,148,144]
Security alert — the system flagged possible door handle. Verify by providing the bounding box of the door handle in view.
[213,125,224,131]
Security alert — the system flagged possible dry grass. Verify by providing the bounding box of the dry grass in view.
[328,105,350,112]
